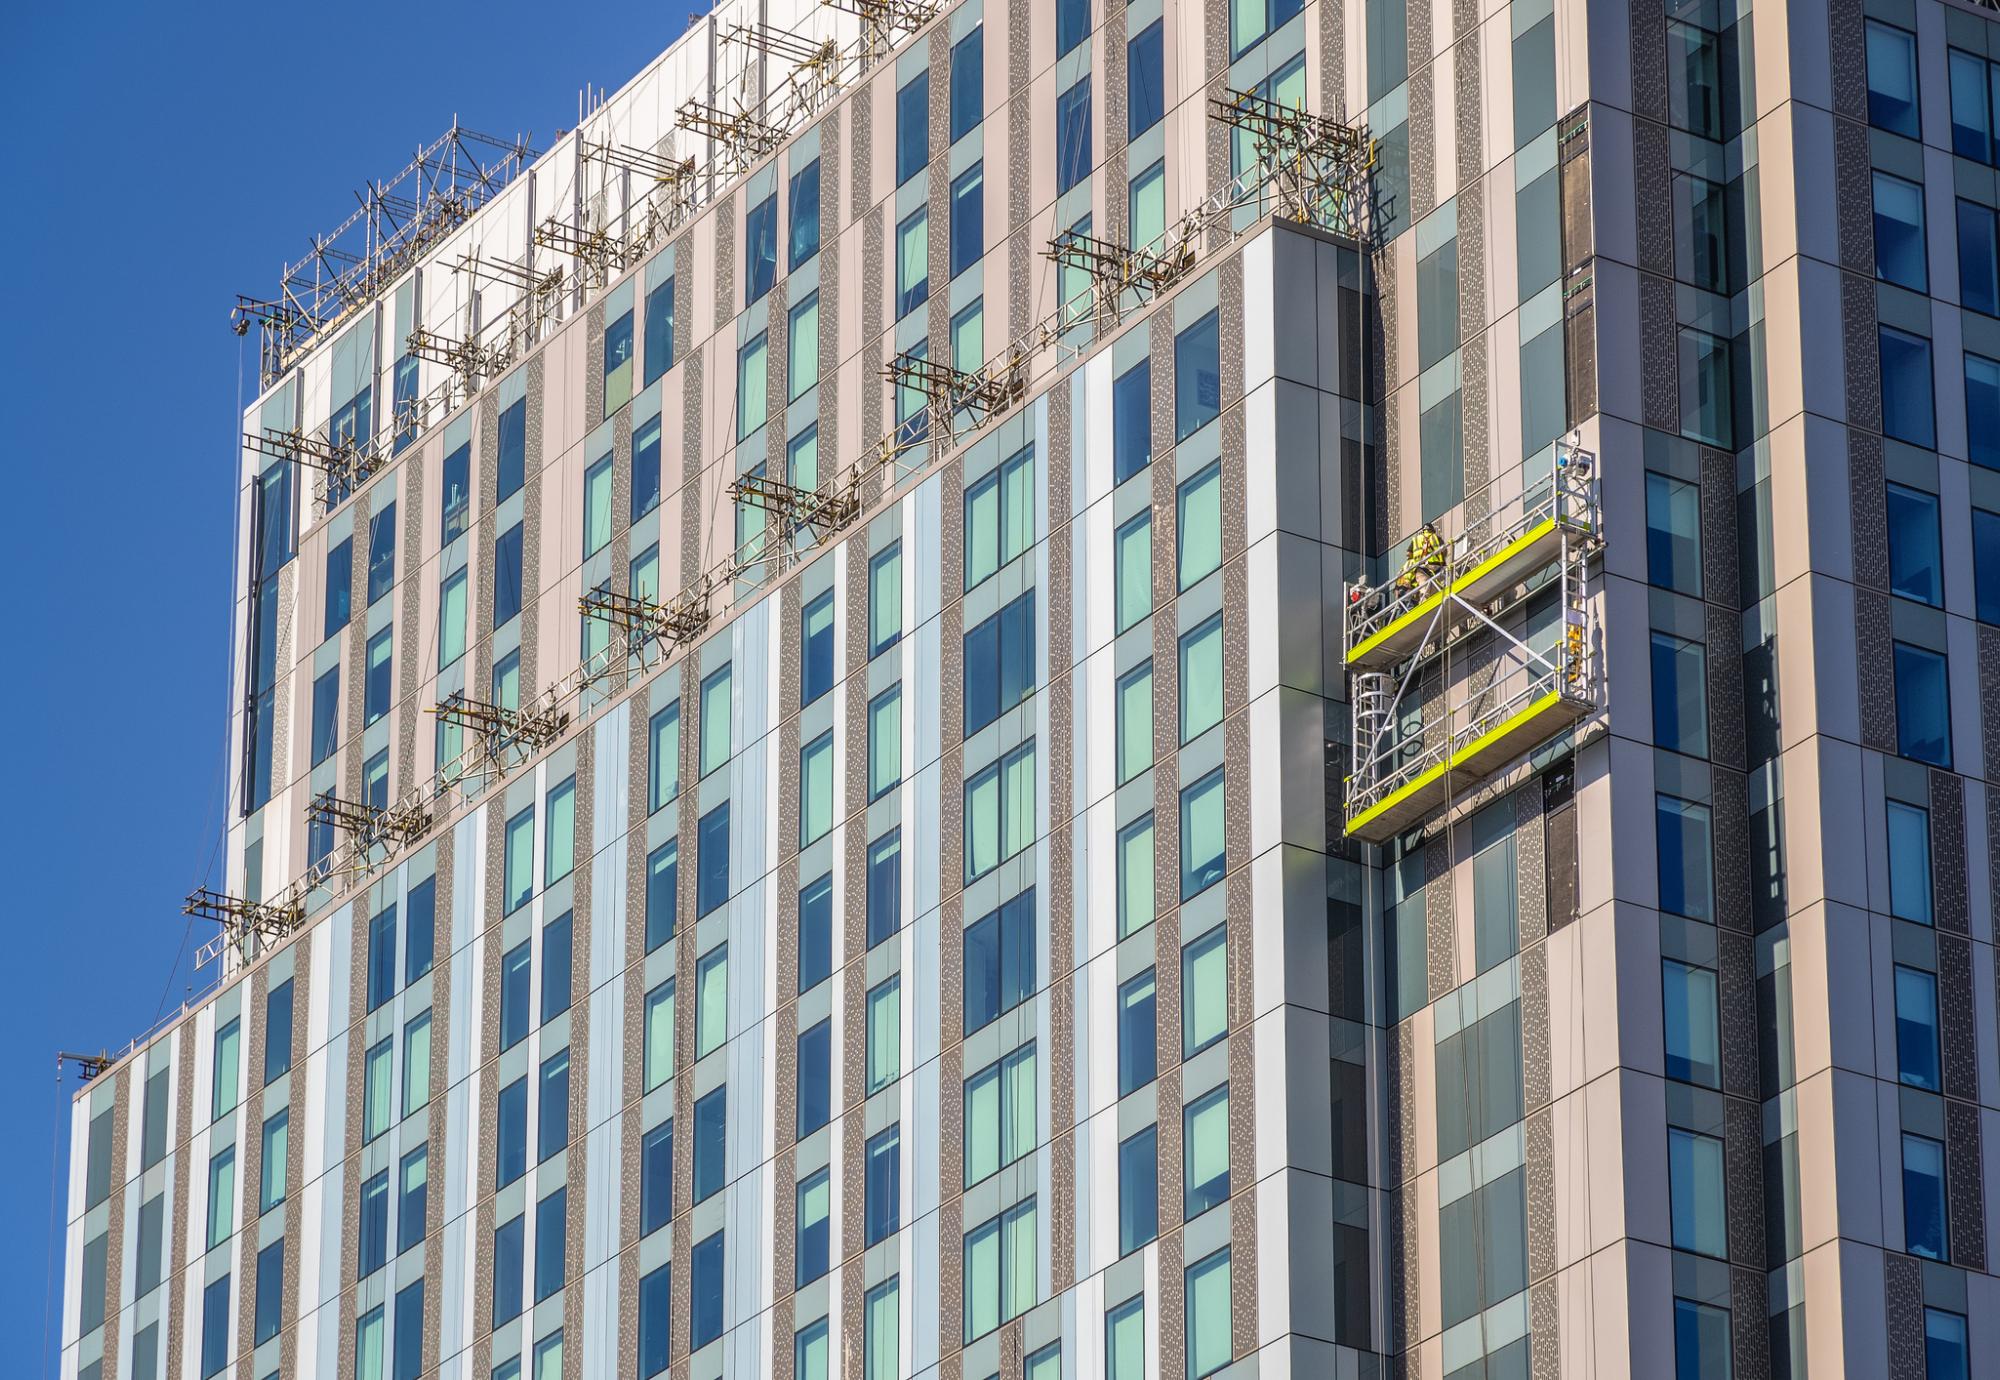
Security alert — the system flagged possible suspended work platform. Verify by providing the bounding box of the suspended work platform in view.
[1342,446,1601,843]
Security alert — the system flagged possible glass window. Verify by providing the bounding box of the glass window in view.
[640,1119,673,1237]
[1969,353,2000,471]
[1115,511,1152,632]
[867,977,901,1094]
[1129,21,1164,138]
[964,1042,1038,1186]
[366,904,397,1011]
[744,193,777,305]
[868,830,902,948]
[259,1109,288,1211]
[311,666,340,765]
[1951,49,1997,163]
[963,888,1036,1034]
[1058,0,1089,54]
[801,592,835,703]
[690,1232,724,1349]
[1180,615,1224,743]
[325,538,352,638]
[1118,813,1155,939]
[1107,1295,1145,1380]
[206,1145,235,1247]
[964,446,1033,589]
[950,27,984,143]
[538,1048,569,1161]
[1866,20,1920,138]
[1059,212,1094,327]
[1650,631,1708,757]
[1130,159,1165,253]
[1417,234,1459,370]
[1180,770,1226,898]
[1903,1132,1949,1260]
[1977,509,2000,625]
[210,1018,242,1123]
[798,1019,832,1136]
[355,1305,384,1380]
[870,543,902,655]
[544,777,575,885]
[1187,1247,1233,1379]
[1118,969,1157,1096]
[360,1170,389,1276]
[1057,78,1092,194]
[1887,483,1943,606]
[801,731,835,844]
[1926,1308,1969,1380]
[865,1277,899,1380]
[1645,472,1702,596]
[254,1239,283,1346]
[1873,172,1927,291]
[398,1145,427,1252]
[1678,328,1734,448]
[504,807,534,914]
[896,208,929,317]
[647,701,680,815]
[403,879,434,984]
[786,158,821,269]
[1655,794,1714,921]
[496,1075,528,1187]
[1178,462,1221,589]
[646,841,678,952]
[1118,1125,1159,1255]
[897,71,929,185]
[644,275,676,388]
[492,1213,524,1324]
[1182,924,1228,1055]
[605,306,635,415]
[436,443,472,548]
[1662,960,1720,1088]
[870,686,902,799]
[1113,360,1151,483]
[1667,1127,1726,1257]
[1894,642,1952,766]
[1673,1298,1732,1380]
[866,1126,901,1244]
[696,944,728,1058]
[264,978,294,1084]
[951,164,984,279]
[1887,799,1934,923]
[693,1087,726,1204]
[1961,200,1999,317]
[403,1011,432,1115]
[737,331,768,440]
[534,1186,566,1300]
[643,980,675,1092]
[963,1197,1039,1341]
[1116,661,1153,784]
[1175,310,1222,440]
[630,416,663,525]
[964,740,1037,882]
[1894,964,1942,1091]
[796,1168,831,1287]
[798,873,834,994]
[696,667,732,780]
[789,292,819,400]
[1184,1083,1230,1217]
[437,567,467,668]
[489,521,526,629]
[1880,326,1936,449]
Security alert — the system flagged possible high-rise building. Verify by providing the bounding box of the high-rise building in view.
[57,0,2000,1378]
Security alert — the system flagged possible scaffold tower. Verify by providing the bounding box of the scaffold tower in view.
[1341,445,1602,843]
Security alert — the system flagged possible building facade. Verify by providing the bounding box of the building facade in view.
[55,0,2000,1379]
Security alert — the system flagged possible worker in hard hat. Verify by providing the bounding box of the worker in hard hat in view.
[1396,523,1446,601]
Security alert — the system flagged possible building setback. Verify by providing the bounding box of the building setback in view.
[56,0,2000,1378]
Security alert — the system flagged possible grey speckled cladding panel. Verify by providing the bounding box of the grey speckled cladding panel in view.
[1638,272,1678,434]
[1946,1099,1988,1271]
[1834,118,1875,278]
[1730,1269,1771,1379]
[1841,272,1881,434]
[1938,932,1978,1102]
[1884,1251,1926,1380]
[1928,770,1967,936]
[1853,587,1896,755]
[1848,430,1887,592]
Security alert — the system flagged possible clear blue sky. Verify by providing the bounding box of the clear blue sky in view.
[0,2,694,1370]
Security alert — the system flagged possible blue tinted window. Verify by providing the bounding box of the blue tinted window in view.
[963,589,1035,736]
[1926,1308,1968,1380]
[1960,200,1999,317]
[497,1076,528,1187]
[538,1049,570,1161]
[1894,642,1952,767]
[639,1263,672,1375]
[1975,509,2000,623]
[364,626,392,725]
[632,416,662,522]
[797,1020,832,1136]
[1866,21,1920,138]
[404,878,434,983]
[1886,483,1943,607]
[541,912,572,1022]
[1951,50,1996,163]
[950,28,983,142]
[311,666,340,765]
[642,1120,673,1235]
[367,904,397,1011]
[398,1145,427,1253]
[500,941,531,1050]
[646,839,678,951]
[392,1281,423,1380]
[368,502,397,604]
[1057,79,1092,194]
[896,208,929,317]
[802,591,834,703]
[254,1239,283,1344]
[497,397,526,501]
[1175,310,1222,441]
[645,277,675,386]
[359,1170,389,1276]
[441,443,471,544]
[1880,325,1935,449]
[694,1086,726,1202]
[866,1125,901,1243]
[951,164,984,279]
[698,802,730,916]
[1970,354,2000,470]
[868,830,902,948]
[796,1169,830,1285]
[534,1187,566,1300]
[1894,965,1941,1091]
[325,538,352,638]
[201,1276,230,1377]
[1180,770,1227,897]
[493,1214,524,1324]
[1872,173,1927,292]
[264,980,294,1084]
[1118,969,1157,1095]
[898,72,930,185]
[1118,1125,1158,1255]
[493,523,525,627]
[963,888,1035,1035]
[789,160,821,268]
[1058,0,1090,56]
[799,874,833,992]
[1128,22,1164,138]
[691,1232,724,1349]
[746,195,778,305]
[1114,361,1151,482]
[1902,1132,1948,1259]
